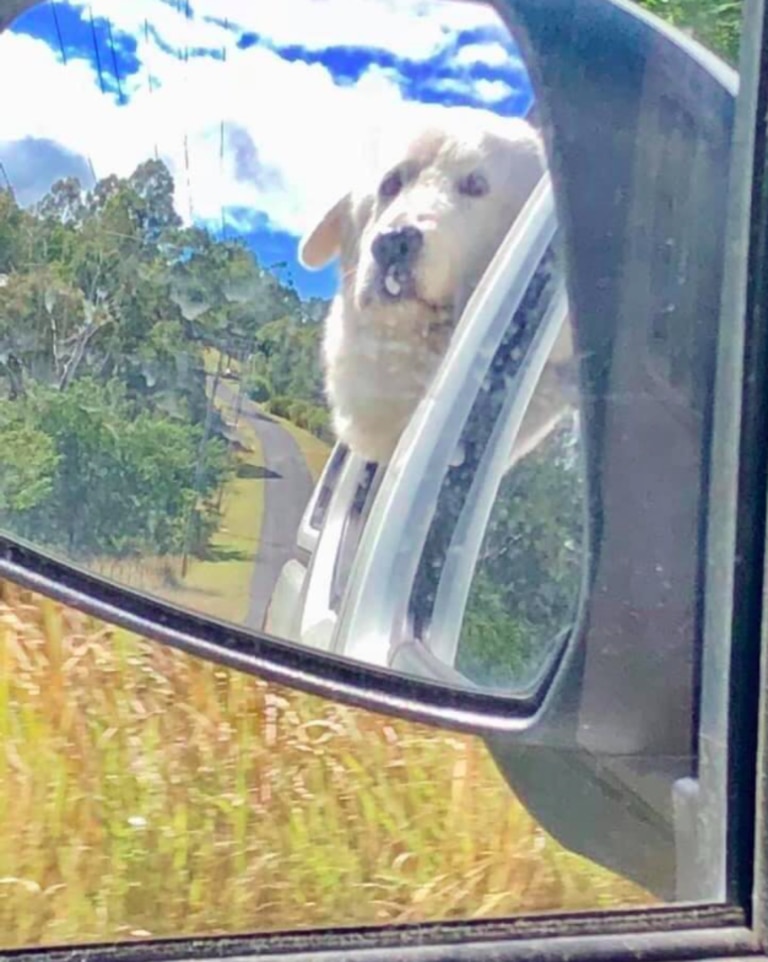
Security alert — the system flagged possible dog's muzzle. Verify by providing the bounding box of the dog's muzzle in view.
[371,225,423,301]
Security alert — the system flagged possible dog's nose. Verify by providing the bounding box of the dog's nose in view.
[372,226,423,269]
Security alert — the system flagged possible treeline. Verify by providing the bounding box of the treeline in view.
[242,315,333,443]
[0,158,329,562]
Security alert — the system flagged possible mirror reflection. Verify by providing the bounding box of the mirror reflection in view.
[0,0,583,695]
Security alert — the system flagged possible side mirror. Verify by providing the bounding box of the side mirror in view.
[0,0,741,903]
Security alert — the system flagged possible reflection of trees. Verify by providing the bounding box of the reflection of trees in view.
[457,419,584,690]
[635,0,740,64]
[0,158,327,563]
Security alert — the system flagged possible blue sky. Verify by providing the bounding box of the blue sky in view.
[0,0,533,299]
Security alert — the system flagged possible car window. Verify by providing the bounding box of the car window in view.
[0,0,748,951]
[404,243,583,693]
[454,413,583,690]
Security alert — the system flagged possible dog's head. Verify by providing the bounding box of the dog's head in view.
[299,111,546,331]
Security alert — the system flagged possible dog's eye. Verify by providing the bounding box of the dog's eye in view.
[379,170,403,200]
[458,171,489,198]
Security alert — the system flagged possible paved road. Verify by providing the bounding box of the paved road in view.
[218,381,314,630]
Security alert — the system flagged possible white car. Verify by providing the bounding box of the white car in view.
[265,174,578,694]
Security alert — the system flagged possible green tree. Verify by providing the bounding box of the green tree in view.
[0,187,23,272]
[0,408,58,514]
[0,379,231,560]
[251,316,324,404]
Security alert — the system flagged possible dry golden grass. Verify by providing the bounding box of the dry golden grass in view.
[0,581,653,950]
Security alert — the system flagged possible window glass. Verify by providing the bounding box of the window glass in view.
[456,414,583,691]
[0,583,650,948]
[0,0,744,947]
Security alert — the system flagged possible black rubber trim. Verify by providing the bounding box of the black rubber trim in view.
[0,536,543,734]
[0,905,752,962]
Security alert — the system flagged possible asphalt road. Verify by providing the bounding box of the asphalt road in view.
[218,380,313,631]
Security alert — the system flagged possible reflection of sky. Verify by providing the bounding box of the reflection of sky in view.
[0,0,533,298]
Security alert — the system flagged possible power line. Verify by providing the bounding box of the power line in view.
[143,19,160,161]
[105,19,125,105]
[49,0,66,63]
[88,5,106,95]
[0,161,14,196]
[219,17,228,240]
[184,133,194,222]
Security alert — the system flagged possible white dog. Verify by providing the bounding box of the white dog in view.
[299,109,574,465]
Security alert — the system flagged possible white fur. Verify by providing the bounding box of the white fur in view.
[300,109,572,464]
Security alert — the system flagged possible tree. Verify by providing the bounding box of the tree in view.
[0,379,231,560]
[250,316,324,404]
[128,159,182,244]
[35,177,86,228]
[0,409,58,515]
[0,188,23,272]
[0,267,102,395]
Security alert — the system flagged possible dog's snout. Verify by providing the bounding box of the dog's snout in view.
[372,226,423,269]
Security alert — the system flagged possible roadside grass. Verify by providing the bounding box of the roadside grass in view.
[157,424,264,624]
[0,580,653,949]
[159,382,265,623]
[204,348,331,481]
[266,410,331,482]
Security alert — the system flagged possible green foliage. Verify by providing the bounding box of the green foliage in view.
[0,156,324,562]
[0,410,58,513]
[0,187,22,271]
[0,379,231,560]
[245,373,273,403]
[264,394,333,443]
[633,0,741,63]
[250,316,325,404]
[457,420,584,691]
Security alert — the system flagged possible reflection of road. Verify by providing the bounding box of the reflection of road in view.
[218,381,313,630]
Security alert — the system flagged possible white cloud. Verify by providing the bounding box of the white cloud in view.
[66,0,510,62]
[472,77,515,102]
[453,40,519,69]
[426,74,515,104]
[0,0,526,239]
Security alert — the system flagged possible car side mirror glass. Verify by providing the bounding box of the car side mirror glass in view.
[0,0,737,756]
[0,0,587,702]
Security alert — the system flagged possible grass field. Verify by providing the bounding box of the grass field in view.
[0,580,653,950]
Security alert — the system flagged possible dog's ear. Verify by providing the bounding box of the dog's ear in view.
[299,194,350,269]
